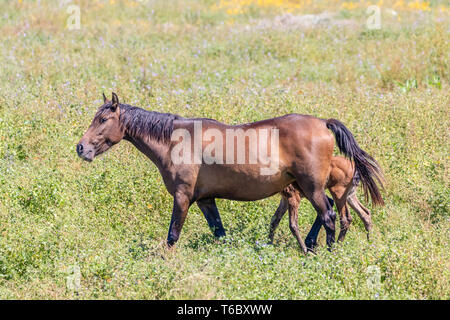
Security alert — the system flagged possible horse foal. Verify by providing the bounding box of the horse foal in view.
[269,156,375,248]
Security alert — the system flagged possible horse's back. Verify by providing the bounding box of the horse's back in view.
[177,113,325,130]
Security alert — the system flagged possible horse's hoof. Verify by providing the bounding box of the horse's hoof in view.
[214,229,226,238]
[305,239,317,252]
[166,237,177,248]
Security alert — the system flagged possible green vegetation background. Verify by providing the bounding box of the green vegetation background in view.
[0,0,448,299]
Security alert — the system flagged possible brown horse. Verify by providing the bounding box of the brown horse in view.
[77,93,383,253]
[269,156,379,249]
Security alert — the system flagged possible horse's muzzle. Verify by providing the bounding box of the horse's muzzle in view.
[76,143,83,156]
[76,143,93,162]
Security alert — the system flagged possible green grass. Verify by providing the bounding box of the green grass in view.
[0,0,448,299]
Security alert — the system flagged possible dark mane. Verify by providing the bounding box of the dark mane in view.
[98,103,183,142]
[121,104,183,142]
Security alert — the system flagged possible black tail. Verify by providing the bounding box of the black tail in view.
[326,119,385,206]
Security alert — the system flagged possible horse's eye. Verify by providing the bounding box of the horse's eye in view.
[100,118,107,124]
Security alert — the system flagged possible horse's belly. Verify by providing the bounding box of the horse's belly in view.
[196,164,294,201]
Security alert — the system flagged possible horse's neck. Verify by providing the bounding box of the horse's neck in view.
[120,106,175,171]
[124,134,169,171]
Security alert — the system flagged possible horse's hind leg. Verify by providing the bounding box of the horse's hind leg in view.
[197,198,226,238]
[299,185,336,251]
[268,197,288,243]
[305,216,322,251]
[347,193,373,240]
[305,193,336,251]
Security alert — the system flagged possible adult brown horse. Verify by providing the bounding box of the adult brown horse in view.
[77,93,383,253]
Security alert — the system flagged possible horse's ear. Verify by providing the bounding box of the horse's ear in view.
[111,92,119,112]
[102,92,109,104]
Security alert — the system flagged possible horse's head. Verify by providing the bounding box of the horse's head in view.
[76,92,125,162]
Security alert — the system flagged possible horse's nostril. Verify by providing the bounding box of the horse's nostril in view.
[76,143,83,155]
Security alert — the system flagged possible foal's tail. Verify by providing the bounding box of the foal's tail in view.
[325,118,385,206]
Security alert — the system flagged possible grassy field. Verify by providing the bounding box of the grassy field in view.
[0,0,448,299]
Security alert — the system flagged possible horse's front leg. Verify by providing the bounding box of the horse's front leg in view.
[167,192,191,247]
[197,198,226,238]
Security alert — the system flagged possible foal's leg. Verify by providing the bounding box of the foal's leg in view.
[197,198,226,238]
[167,192,191,247]
[287,192,308,254]
[268,197,288,243]
[347,193,373,240]
[329,186,352,242]
[335,198,353,242]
